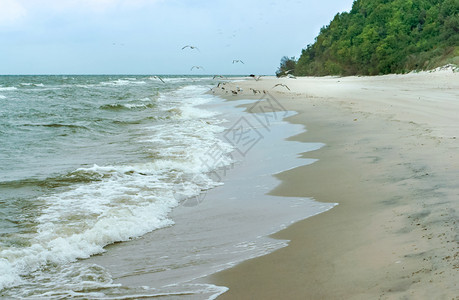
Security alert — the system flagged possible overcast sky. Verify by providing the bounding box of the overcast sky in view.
[0,0,354,75]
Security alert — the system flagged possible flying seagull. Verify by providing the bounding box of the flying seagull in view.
[249,74,262,81]
[232,60,244,64]
[273,83,290,91]
[182,45,200,51]
[213,75,227,80]
[191,66,204,71]
[151,76,165,83]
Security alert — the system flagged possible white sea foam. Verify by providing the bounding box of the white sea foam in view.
[100,79,146,86]
[19,83,45,87]
[0,87,17,91]
[158,85,220,118]
[123,103,149,109]
[151,77,196,84]
[0,95,6,99]
[0,83,233,295]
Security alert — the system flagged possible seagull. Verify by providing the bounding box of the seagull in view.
[249,74,262,81]
[151,76,165,83]
[191,66,204,71]
[182,45,199,51]
[273,83,290,91]
[232,60,244,64]
[213,75,227,80]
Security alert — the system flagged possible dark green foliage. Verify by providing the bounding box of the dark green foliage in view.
[292,0,459,76]
[276,56,297,77]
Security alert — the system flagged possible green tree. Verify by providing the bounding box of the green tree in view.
[291,0,459,76]
[276,56,297,77]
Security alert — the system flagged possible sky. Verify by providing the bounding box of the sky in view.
[0,0,355,75]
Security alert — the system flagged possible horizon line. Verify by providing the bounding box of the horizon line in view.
[0,73,273,76]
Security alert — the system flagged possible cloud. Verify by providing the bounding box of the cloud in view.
[0,0,27,27]
[45,0,133,13]
[32,0,158,13]
[0,0,162,30]
[1,0,159,19]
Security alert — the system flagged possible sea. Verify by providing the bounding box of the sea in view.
[0,75,335,299]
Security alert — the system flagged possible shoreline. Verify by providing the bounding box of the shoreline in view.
[81,88,334,298]
[210,71,458,299]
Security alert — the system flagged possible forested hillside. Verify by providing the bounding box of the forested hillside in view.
[279,0,458,76]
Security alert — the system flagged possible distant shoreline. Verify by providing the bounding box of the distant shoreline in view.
[210,70,459,299]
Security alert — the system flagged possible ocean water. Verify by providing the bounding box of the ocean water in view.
[0,75,234,298]
[0,75,337,299]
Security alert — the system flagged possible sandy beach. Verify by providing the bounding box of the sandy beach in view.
[4,0,458,297]
[210,70,459,299]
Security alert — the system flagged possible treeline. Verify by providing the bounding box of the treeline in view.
[278,0,458,76]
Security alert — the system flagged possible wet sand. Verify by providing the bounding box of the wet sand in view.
[210,70,459,299]
[82,92,335,299]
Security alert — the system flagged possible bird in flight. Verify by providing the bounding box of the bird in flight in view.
[182,45,199,51]
[191,66,204,71]
[232,60,244,64]
[273,83,290,90]
[213,75,227,80]
[151,76,165,83]
[249,74,262,81]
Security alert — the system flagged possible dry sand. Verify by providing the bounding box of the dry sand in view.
[209,70,458,299]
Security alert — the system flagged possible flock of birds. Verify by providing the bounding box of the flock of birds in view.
[150,44,293,94]
[213,81,291,96]
[182,44,246,73]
